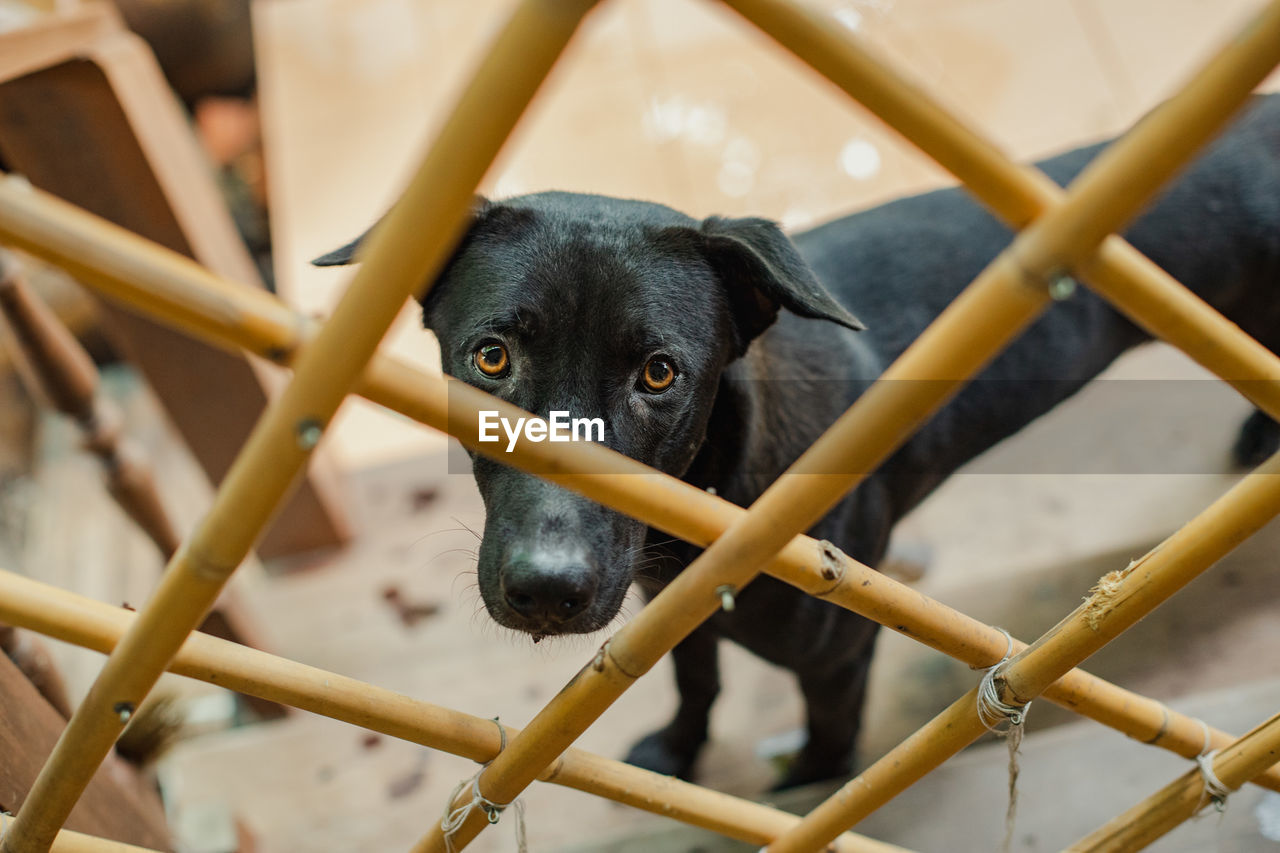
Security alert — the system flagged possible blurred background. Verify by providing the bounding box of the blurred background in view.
[0,0,1279,850]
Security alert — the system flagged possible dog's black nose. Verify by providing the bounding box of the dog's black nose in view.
[501,551,598,626]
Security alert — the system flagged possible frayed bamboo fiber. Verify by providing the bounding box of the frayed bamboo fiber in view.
[0,1,598,849]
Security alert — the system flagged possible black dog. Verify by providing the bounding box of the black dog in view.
[316,94,1280,788]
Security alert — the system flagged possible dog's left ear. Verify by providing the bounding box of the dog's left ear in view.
[310,196,494,267]
[698,216,864,347]
[311,231,367,266]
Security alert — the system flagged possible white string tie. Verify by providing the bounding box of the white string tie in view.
[974,627,1030,853]
[1196,750,1230,814]
[1195,719,1230,814]
[440,719,528,852]
[975,628,1030,731]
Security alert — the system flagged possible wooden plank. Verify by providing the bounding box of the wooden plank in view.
[0,13,351,558]
[0,652,171,850]
[0,4,117,84]
[0,252,287,719]
[20,363,273,721]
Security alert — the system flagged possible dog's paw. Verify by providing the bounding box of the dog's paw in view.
[770,747,852,791]
[623,728,703,780]
[1233,409,1280,469]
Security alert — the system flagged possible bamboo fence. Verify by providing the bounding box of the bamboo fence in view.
[0,0,1278,850]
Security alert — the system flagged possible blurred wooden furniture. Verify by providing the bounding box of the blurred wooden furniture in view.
[0,650,171,849]
[0,1,351,559]
[0,252,285,724]
[0,625,71,719]
[0,252,180,554]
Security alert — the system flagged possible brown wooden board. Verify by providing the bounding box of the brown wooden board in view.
[0,17,350,559]
[0,652,171,850]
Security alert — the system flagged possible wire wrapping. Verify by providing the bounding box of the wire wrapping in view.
[440,720,527,853]
[975,628,1031,853]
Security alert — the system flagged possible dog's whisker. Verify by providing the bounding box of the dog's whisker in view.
[450,516,484,541]
[427,547,480,564]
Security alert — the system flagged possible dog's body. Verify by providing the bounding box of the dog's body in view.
[318,95,1280,788]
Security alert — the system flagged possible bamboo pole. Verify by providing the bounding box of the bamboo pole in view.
[1066,711,1280,852]
[720,0,1280,411]
[1,247,288,718]
[1,172,1277,794]
[1002,474,1280,711]
[0,251,98,421]
[0,569,899,853]
[416,1,1280,847]
[0,2,597,849]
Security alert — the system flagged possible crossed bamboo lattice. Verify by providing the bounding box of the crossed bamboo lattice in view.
[2,0,1280,850]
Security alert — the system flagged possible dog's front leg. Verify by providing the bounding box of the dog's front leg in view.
[624,621,720,780]
[1233,408,1280,467]
[775,620,880,790]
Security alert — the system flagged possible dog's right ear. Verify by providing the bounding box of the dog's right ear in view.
[689,216,863,357]
[310,195,495,267]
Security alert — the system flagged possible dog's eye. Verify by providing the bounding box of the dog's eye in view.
[473,341,510,378]
[641,356,676,393]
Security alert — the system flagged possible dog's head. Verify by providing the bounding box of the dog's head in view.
[316,192,861,639]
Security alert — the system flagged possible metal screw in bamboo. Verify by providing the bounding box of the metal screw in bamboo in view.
[1067,711,1280,851]
[418,1,1280,847]
[0,569,898,853]
[0,169,1276,791]
[0,1,600,849]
